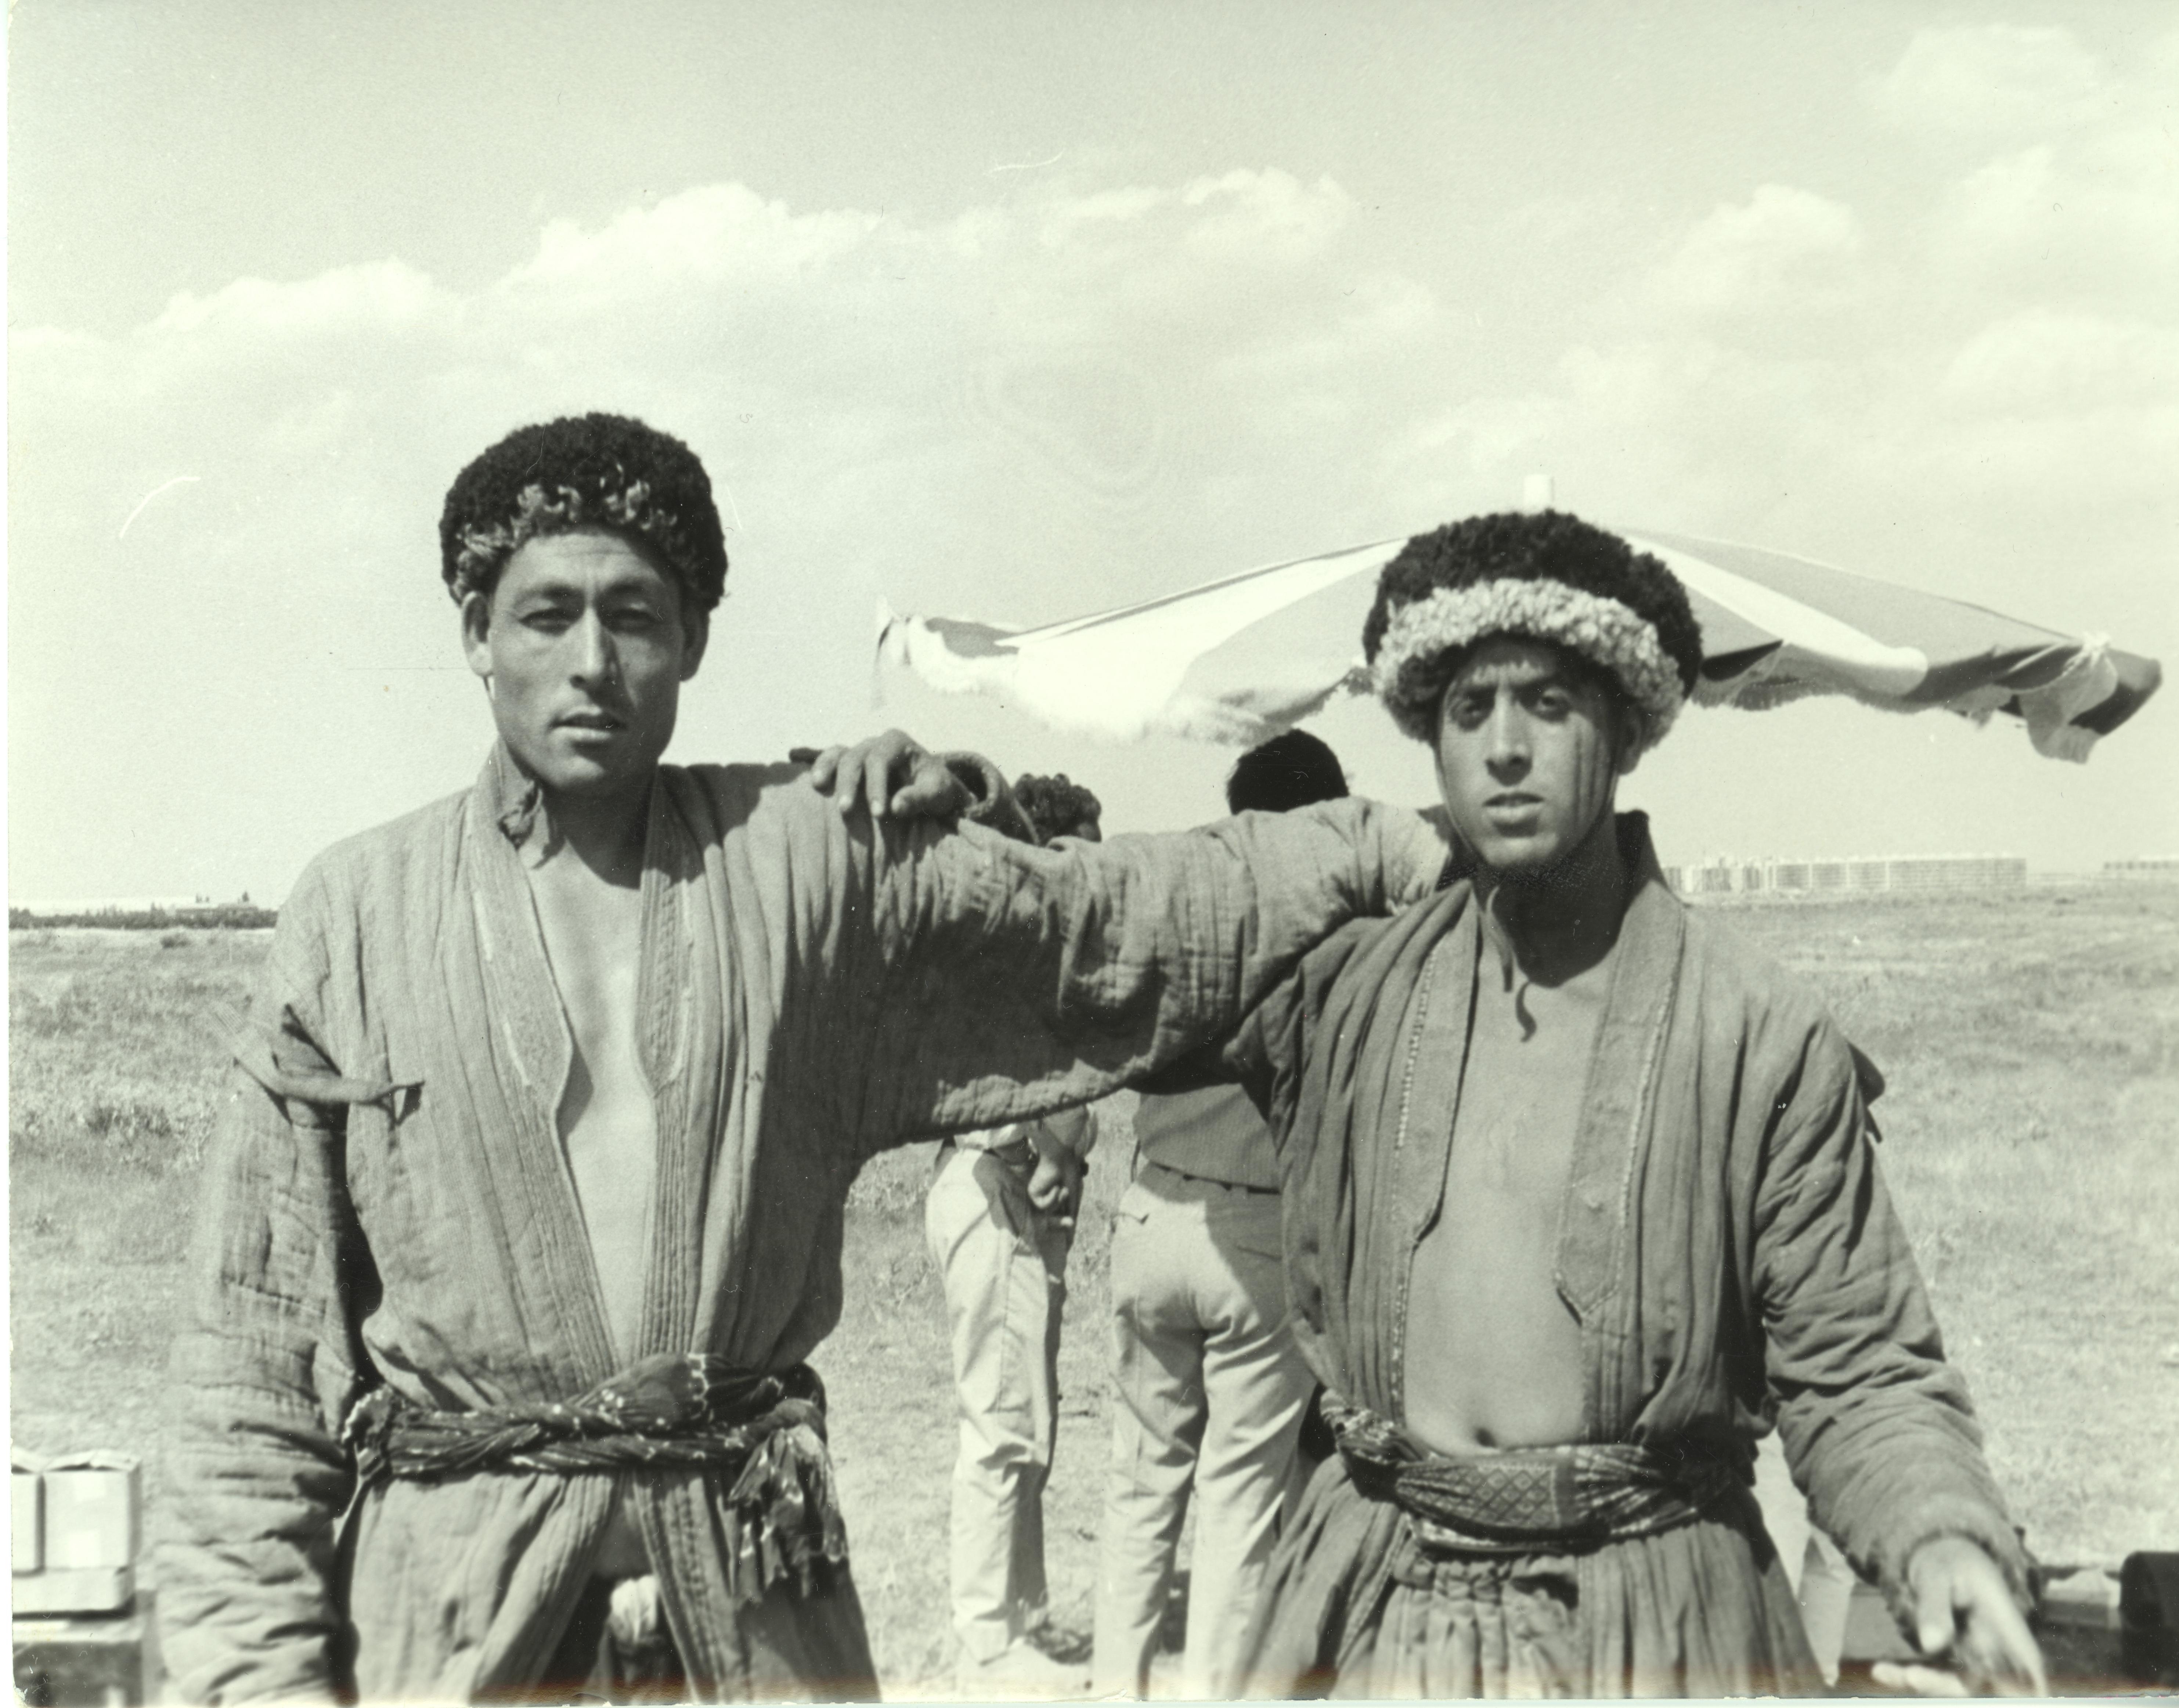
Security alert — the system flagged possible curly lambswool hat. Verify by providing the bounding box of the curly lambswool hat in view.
[1361,511,1704,753]
[439,412,729,614]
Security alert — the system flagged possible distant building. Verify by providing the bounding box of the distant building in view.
[2102,857,2179,881]
[9,896,204,917]
[1659,855,2028,899]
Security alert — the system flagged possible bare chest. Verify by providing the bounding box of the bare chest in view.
[1400,947,1612,1451]
[1445,970,1600,1203]
[528,873,647,1077]
[526,864,659,1362]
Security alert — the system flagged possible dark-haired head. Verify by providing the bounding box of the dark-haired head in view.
[1013,773,1104,845]
[440,413,729,619]
[1226,729,1349,815]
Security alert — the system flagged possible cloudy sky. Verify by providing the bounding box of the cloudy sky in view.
[9,1,2175,902]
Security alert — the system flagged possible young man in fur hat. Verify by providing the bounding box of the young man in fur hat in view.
[160,412,1448,1703]
[1220,513,2041,1694]
[817,511,2045,1696]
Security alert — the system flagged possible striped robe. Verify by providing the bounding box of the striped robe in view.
[159,745,1446,1702]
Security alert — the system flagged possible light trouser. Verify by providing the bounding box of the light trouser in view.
[924,1141,1075,1665]
[1092,1164,1315,1699]
[1753,1428,1855,1683]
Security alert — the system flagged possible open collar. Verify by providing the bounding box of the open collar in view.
[457,744,697,1377]
[1379,813,1686,1430]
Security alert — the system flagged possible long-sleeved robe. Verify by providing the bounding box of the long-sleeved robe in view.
[1220,814,2029,1696]
[161,746,1447,1702]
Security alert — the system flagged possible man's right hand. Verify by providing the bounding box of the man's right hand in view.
[1026,1134,1086,1225]
[803,729,972,821]
[1878,1535,2046,1696]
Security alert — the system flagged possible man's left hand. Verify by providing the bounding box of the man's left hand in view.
[801,730,971,821]
[1886,1535,2045,1696]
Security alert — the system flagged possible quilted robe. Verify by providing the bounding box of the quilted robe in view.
[160,745,1447,1701]
[1223,815,2030,1696]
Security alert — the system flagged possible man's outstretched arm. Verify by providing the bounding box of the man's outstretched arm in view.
[802,729,1448,1148]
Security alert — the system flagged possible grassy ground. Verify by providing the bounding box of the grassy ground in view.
[8,929,262,1480]
[1707,884,2179,1576]
[10,885,2178,1693]
[828,1124,1147,1695]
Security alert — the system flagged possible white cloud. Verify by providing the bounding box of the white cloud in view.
[1930,134,2179,314]
[7,167,1456,898]
[1388,394,1562,490]
[1223,272,1436,381]
[1647,185,1865,318]
[1177,169,1353,266]
[152,258,451,338]
[512,184,882,293]
[1871,24,2176,319]
[10,123,2176,899]
[1537,35,2179,564]
[1868,24,2103,137]
[1942,308,2179,415]
[1033,184,1168,248]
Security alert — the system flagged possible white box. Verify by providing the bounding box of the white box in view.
[38,1455,139,1573]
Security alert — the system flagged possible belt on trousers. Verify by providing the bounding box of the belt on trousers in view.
[937,1134,1035,1170]
[1138,1155,1280,1195]
[340,1353,847,1602]
[1323,1393,1742,1556]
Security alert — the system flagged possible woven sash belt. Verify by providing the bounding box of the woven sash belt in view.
[1324,1394,1740,1557]
[340,1353,847,1602]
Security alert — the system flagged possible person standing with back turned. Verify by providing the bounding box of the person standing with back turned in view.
[1092,732,1352,1699]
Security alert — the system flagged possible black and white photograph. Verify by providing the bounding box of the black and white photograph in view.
[7,3,2176,1701]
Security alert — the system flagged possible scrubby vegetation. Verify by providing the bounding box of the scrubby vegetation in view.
[10,885,2177,1691]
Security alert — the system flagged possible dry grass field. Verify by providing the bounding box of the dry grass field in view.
[10,882,2178,1694]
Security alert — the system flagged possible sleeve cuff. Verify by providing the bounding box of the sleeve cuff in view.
[1873,1497,2035,1633]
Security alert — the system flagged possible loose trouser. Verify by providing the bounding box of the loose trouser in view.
[1093,1164,1315,1698]
[924,1141,1075,1665]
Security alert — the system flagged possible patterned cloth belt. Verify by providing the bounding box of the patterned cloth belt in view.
[1324,1394,1740,1557]
[341,1354,847,1601]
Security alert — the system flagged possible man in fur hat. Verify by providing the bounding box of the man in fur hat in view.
[815,510,2045,1696]
[160,411,1449,1704]
[1218,512,2042,1694]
